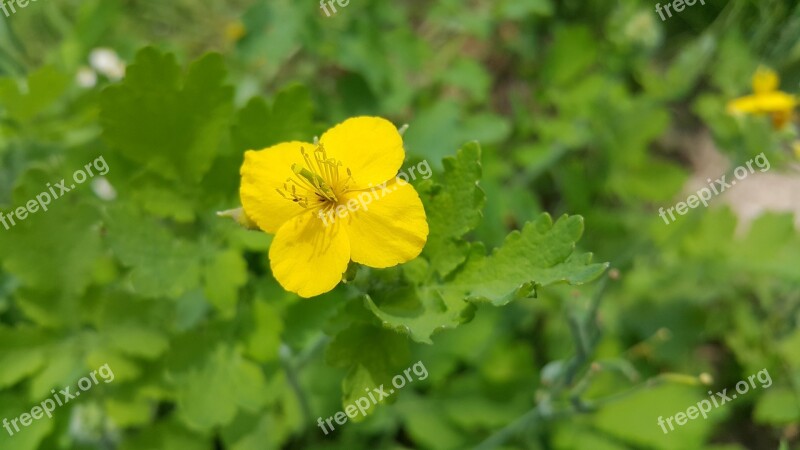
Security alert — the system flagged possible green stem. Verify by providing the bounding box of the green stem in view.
[475,274,612,449]
[473,372,704,450]
[296,334,329,370]
[472,406,543,450]
[280,344,314,430]
[584,372,705,411]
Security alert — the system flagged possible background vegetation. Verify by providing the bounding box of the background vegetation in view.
[1,0,799,449]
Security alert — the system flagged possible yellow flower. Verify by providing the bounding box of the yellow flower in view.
[239,117,429,298]
[727,67,797,129]
[752,66,779,94]
[224,21,246,44]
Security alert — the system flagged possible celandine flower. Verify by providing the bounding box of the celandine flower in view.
[727,67,797,129]
[240,116,429,298]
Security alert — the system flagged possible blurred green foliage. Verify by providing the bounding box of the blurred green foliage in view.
[1,0,800,449]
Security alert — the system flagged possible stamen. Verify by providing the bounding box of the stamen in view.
[275,144,354,209]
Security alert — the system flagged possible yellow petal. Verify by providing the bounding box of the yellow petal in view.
[757,92,797,112]
[727,95,762,114]
[240,141,315,234]
[752,67,779,95]
[269,211,351,298]
[319,117,405,189]
[339,180,428,268]
[727,92,796,115]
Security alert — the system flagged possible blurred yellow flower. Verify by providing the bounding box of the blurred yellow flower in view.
[752,66,779,94]
[240,117,429,298]
[224,21,246,44]
[727,67,797,129]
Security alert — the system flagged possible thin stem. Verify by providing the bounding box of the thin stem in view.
[280,343,313,430]
[475,274,612,449]
[473,372,704,450]
[296,334,330,370]
[585,372,706,411]
[586,275,609,345]
[472,407,542,450]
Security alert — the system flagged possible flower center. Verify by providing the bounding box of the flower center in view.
[276,144,352,209]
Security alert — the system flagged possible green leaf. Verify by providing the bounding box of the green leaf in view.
[541,25,599,87]
[443,395,527,430]
[103,324,169,360]
[709,31,758,96]
[439,58,491,102]
[203,249,248,319]
[640,34,716,101]
[452,214,607,304]
[0,393,55,450]
[729,213,800,281]
[129,179,197,223]
[593,383,724,449]
[221,412,293,450]
[420,142,485,277]
[105,396,155,428]
[778,329,800,369]
[117,420,208,450]
[497,0,553,19]
[326,325,410,418]
[369,214,605,343]
[403,101,462,163]
[232,83,315,152]
[365,285,476,345]
[0,168,101,296]
[176,345,269,432]
[669,210,800,283]
[0,66,70,123]
[282,294,342,350]
[28,339,85,399]
[85,348,142,383]
[460,114,512,145]
[0,327,46,389]
[553,425,630,450]
[754,388,800,425]
[106,207,202,298]
[395,395,466,450]
[246,300,283,363]
[100,47,234,182]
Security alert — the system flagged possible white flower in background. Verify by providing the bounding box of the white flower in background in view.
[624,10,660,49]
[68,403,119,446]
[91,177,117,201]
[75,66,97,88]
[89,48,126,81]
